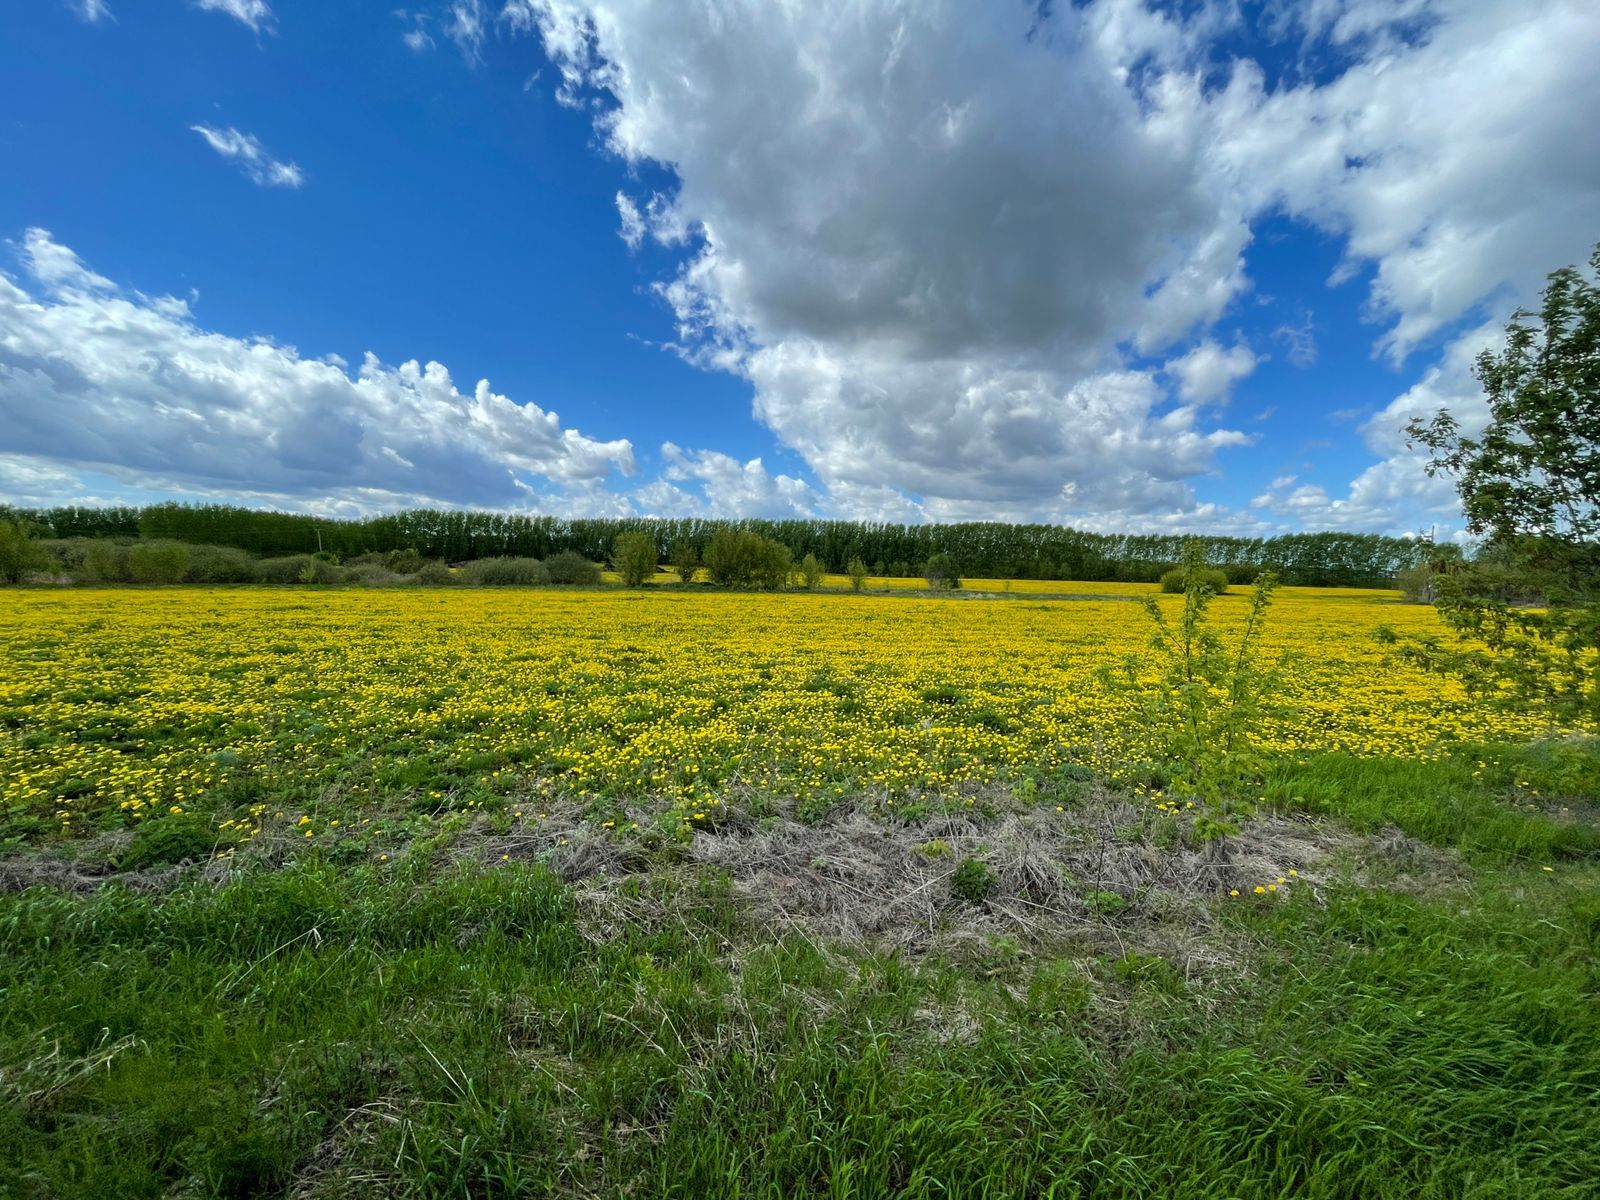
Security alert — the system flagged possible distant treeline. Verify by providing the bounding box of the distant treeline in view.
[9,503,1426,587]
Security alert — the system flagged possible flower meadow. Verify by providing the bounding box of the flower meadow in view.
[0,584,1545,841]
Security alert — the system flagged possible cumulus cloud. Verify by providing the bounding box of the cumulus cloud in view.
[1166,341,1258,405]
[654,444,820,518]
[503,0,1599,532]
[512,0,1265,524]
[0,230,635,512]
[193,0,273,34]
[191,124,304,188]
[1210,0,1600,363]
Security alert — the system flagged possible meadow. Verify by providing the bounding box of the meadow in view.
[2,581,1598,1198]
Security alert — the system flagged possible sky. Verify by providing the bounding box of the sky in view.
[2,0,1598,537]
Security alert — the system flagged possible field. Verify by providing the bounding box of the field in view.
[3,583,1599,1197]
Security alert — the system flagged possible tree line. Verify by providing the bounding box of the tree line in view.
[4,502,1427,587]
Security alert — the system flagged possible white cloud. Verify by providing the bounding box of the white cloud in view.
[1166,340,1258,404]
[194,0,274,34]
[397,10,435,52]
[446,0,487,64]
[191,124,304,188]
[657,444,820,518]
[66,0,113,23]
[1210,0,1600,363]
[513,0,1263,524]
[505,0,1600,534]
[614,192,644,250]
[0,230,636,512]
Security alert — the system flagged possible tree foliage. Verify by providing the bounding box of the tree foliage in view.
[923,552,960,590]
[6,502,1428,588]
[798,553,825,590]
[1405,243,1600,724]
[669,540,700,584]
[613,532,658,587]
[846,557,869,593]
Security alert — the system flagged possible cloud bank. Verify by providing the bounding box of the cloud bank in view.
[0,229,635,513]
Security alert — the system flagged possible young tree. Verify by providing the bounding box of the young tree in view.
[799,552,825,590]
[847,557,869,592]
[1403,243,1600,722]
[923,552,960,590]
[669,540,700,584]
[0,517,32,584]
[613,532,658,587]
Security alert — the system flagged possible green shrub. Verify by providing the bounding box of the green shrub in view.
[1396,564,1436,604]
[414,561,455,585]
[799,553,826,590]
[950,857,995,902]
[384,548,426,575]
[1107,540,1281,836]
[0,521,30,588]
[847,557,869,592]
[543,551,602,585]
[1159,565,1229,594]
[344,564,407,587]
[669,541,700,583]
[183,544,258,584]
[255,554,315,584]
[297,557,343,585]
[458,557,549,586]
[613,532,658,587]
[127,540,190,584]
[0,521,62,583]
[924,552,960,590]
[80,539,131,583]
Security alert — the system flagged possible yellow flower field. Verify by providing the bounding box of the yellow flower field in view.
[0,586,1547,836]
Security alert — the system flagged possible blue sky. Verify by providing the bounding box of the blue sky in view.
[2,1,1597,535]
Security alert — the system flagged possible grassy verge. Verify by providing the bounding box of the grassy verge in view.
[2,746,1597,1198]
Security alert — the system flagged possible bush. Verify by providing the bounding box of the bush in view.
[297,557,344,585]
[127,540,190,585]
[703,530,792,589]
[847,557,869,592]
[1159,566,1229,595]
[0,520,63,583]
[255,555,315,584]
[669,541,700,584]
[80,540,131,584]
[1397,564,1436,604]
[543,551,602,585]
[798,553,825,590]
[924,552,960,590]
[384,548,425,575]
[344,564,407,587]
[414,561,455,585]
[183,544,258,584]
[613,533,658,587]
[457,557,549,586]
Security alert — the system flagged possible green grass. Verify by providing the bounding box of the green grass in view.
[1266,740,1600,861]
[3,746,1599,1197]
